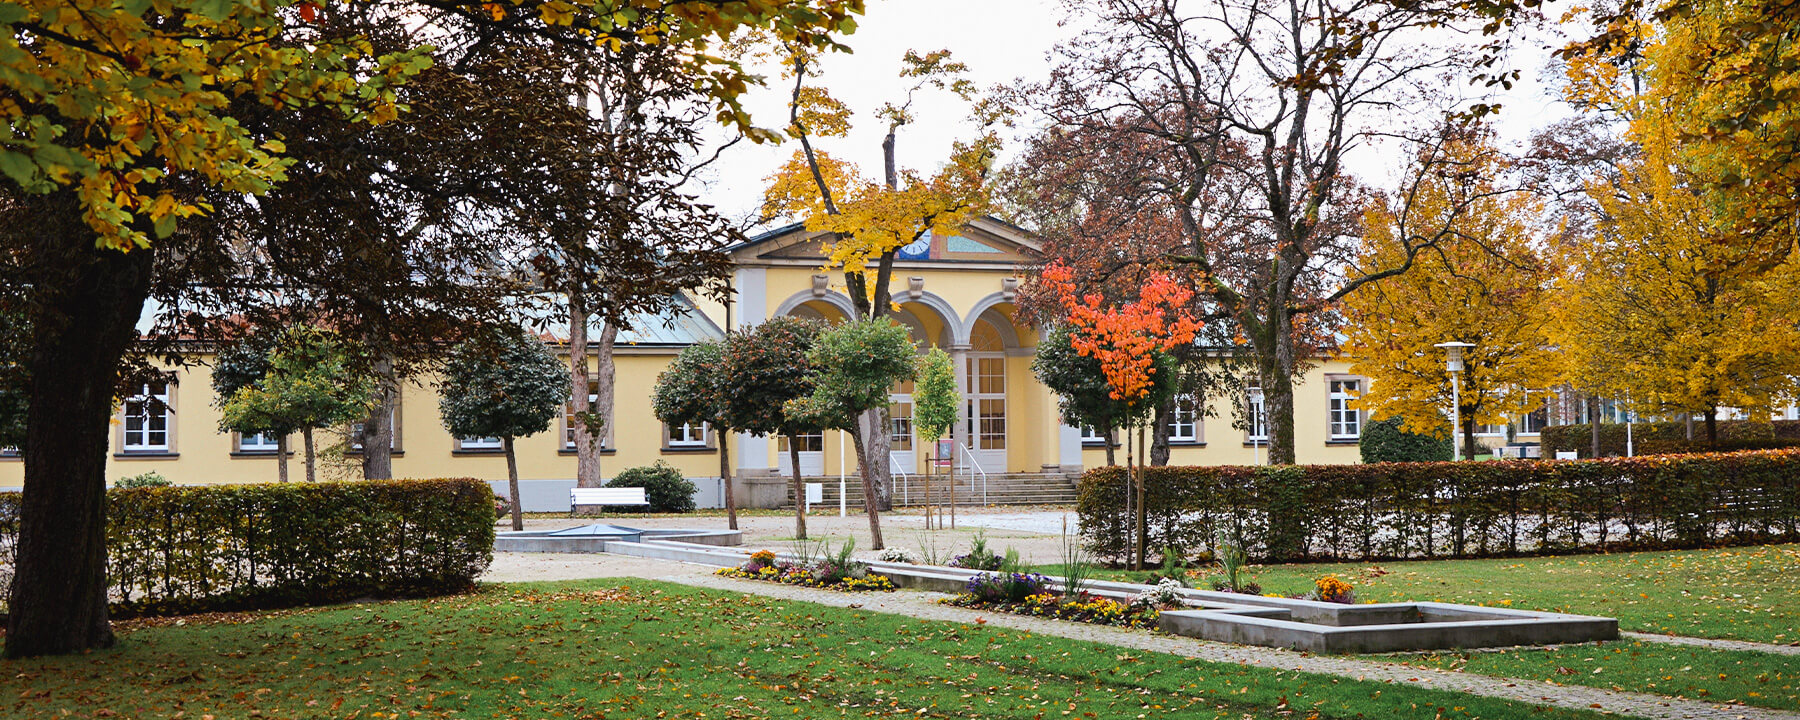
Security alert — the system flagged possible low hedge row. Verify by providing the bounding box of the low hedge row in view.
[0,478,495,618]
[1078,450,1800,564]
[1540,419,1800,458]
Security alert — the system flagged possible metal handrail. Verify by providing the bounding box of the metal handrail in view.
[958,443,989,505]
[890,454,910,505]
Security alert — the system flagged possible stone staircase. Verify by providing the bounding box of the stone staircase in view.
[781,471,1079,508]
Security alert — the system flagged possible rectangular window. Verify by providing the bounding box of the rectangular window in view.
[1328,379,1362,440]
[1246,389,1267,443]
[1168,394,1199,443]
[1518,404,1549,435]
[778,432,823,453]
[457,436,503,451]
[889,399,914,450]
[122,382,171,452]
[666,421,708,448]
[564,381,604,450]
[1080,425,1107,444]
[238,431,281,453]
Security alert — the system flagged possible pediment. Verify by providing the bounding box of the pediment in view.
[735,216,1039,265]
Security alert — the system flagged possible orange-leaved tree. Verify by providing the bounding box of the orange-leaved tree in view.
[1041,261,1200,569]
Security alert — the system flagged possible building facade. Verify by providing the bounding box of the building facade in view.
[1,219,1401,506]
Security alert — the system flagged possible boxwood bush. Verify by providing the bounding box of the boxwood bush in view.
[1079,450,1800,564]
[1359,417,1452,463]
[0,478,495,618]
[605,461,697,513]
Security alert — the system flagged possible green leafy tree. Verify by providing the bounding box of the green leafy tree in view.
[1359,417,1454,464]
[1032,325,1176,467]
[912,347,960,529]
[651,342,736,529]
[220,326,376,484]
[212,332,289,482]
[722,317,825,539]
[606,462,698,513]
[785,319,916,549]
[438,332,570,531]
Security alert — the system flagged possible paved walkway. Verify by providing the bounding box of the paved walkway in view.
[656,570,1796,720]
[1622,632,1800,657]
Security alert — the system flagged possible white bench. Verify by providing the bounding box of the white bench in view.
[570,487,650,513]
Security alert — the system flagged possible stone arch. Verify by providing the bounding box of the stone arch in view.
[772,288,857,322]
[960,292,1026,348]
[893,291,963,349]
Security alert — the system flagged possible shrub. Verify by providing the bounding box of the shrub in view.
[1539,420,1800,458]
[0,478,494,618]
[116,471,172,489]
[1077,449,1800,563]
[1359,417,1452,463]
[877,547,921,564]
[948,531,1004,570]
[605,461,697,513]
[963,571,1050,604]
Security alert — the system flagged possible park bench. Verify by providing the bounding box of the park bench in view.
[570,487,649,514]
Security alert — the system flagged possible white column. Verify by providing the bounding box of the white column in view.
[734,267,771,475]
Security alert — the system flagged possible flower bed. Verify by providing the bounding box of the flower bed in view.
[939,571,1164,629]
[715,549,896,592]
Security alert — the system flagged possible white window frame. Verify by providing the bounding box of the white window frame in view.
[1168,394,1200,443]
[666,421,708,448]
[1080,425,1107,444]
[563,383,605,450]
[457,435,503,451]
[1246,388,1267,443]
[1328,378,1362,441]
[1517,404,1550,435]
[122,382,172,453]
[238,431,282,453]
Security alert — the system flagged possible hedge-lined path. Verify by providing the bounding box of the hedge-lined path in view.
[1623,632,1800,656]
[656,571,1796,720]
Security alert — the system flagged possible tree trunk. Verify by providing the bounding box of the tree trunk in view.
[7,233,153,658]
[504,436,523,531]
[277,434,290,483]
[788,435,807,540]
[850,424,885,549]
[866,407,894,511]
[569,292,606,490]
[1124,423,1137,570]
[1589,395,1602,458]
[302,427,316,483]
[1462,413,1480,462]
[583,323,619,488]
[1150,397,1173,466]
[720,429,737,531]
[1135,423,1149,570]
[948,440,956,529]
[359,355,398,480]
[1103,428,1117,466]
[1704,408,1719,448]
[1262,344,1298,466]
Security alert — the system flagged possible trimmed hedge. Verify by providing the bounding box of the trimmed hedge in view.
[1078,451,1800,564]
[1359,417,1452,463]
[0,478,495,618]
[1540,419,1800,458]
[605,461,697,513]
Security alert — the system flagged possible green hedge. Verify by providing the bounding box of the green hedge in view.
[1359,417,1452,463]
[0,478,495,618]
[1078,451,1800,564]
[1539,420,1800,458]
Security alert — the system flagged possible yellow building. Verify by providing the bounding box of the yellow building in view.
[0,218,1385,508]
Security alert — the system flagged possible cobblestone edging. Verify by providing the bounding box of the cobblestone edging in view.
[662,573,1797,720]
[1623,632,1800,657]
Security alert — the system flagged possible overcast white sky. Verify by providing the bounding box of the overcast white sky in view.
[691,0,1578,233]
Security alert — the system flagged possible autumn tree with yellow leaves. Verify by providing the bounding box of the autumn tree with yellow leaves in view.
[0,0,861,658]
[1342,136,1559,461]
[761,47,1001,522]
[1552,36,1800,446]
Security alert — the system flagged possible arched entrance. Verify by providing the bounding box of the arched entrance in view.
[965,316,1009,473]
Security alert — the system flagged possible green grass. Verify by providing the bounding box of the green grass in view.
[0,580,1614,720]
[1381,641,1800,712]
[1041,542,1800,643]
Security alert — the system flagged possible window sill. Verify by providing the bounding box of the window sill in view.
[1325,439,1361,446]
[1080,441,1112,447]
[115,452,179,459]
[1167,441,1207,447]
[451,449,506,456]
[1242,441,1268,448]
[229,451,295,458]
[558,448,618,456]
[660,446,717,454]
[344,450,405,457]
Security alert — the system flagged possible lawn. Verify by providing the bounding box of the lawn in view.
[1382,640,1800,713]
[1042,542,1800,643]
[0,580,1614,720]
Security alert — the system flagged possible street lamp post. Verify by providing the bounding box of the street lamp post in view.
[1435,342,1475,461]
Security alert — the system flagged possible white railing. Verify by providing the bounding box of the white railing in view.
[958,443,989,505]
[891,454,911,505]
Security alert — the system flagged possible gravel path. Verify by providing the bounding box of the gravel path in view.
[655,571,1796,720]
[1622,632,1800,656]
